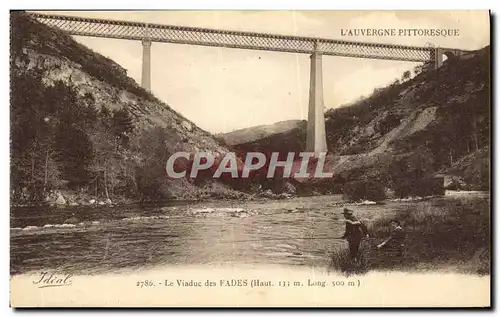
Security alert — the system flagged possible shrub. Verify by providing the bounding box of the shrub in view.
[367,197,490,274]
[376,113,401,135]
[343,180,386,202]
[393,177,445,198]
[329,242,372,275]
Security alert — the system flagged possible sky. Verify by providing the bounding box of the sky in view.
[39,11,490,133]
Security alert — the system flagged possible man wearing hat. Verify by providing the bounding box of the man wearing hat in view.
[340,208,369,262]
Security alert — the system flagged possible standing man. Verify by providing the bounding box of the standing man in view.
[340,208,369,262]
[377,219,405,257]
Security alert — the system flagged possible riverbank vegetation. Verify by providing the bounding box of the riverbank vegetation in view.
[330,196,490,275]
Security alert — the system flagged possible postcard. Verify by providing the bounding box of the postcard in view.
[9,10,491,307]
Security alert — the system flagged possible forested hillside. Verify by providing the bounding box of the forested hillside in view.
[10,12,243,205]
[325,46,490,192]
[219,46,490,195]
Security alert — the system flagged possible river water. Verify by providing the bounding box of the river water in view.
[11,195,403,275]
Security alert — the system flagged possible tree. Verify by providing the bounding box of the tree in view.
[389,147,436,198]
[132,126,180,201]
[401,70,411,82]
[111,108,134,150]
[10,73,78,199]
[422,60,434,72]
[54,124,94,189]
[413,64,424,76]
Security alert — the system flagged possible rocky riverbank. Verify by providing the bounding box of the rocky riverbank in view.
[11,186,300,208]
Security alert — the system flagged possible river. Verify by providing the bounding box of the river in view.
[11,195,409,275]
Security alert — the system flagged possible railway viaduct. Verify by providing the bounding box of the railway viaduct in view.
[28,13,470,155]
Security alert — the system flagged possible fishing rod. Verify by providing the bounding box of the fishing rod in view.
[211,236,346,244]
[157,236,357,244]
[207,236,372,244]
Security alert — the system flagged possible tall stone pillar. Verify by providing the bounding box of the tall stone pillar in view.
[434,48,444,69]
[141,39,152,90]
[306,48,328,155]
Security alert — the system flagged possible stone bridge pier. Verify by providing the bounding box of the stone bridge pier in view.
[141,39,152,90]
[306,45,328,155]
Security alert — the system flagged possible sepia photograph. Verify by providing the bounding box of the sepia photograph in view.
[9,9,491,307]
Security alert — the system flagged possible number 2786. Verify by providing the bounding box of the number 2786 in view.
[136,280,155,287]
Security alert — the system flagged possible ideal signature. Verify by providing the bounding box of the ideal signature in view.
[33,272,73,288]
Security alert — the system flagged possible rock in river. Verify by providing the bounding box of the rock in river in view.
[55,194,66,205]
